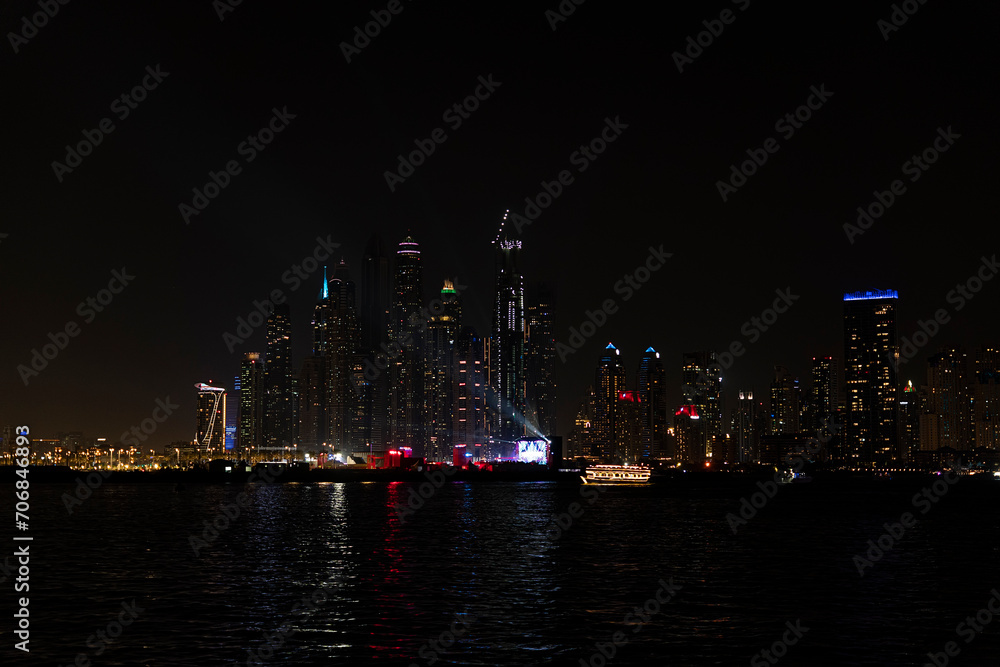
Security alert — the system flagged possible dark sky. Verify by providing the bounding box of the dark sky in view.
[2,0,998,446]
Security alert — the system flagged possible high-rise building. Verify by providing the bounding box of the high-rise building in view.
[526,285,556,440]
[326,260,362,452]
[362,233,392,450]
[226,373,240,451]
[617,390,642,463]
[843,289,899,465]
[681,351,723,458]
[453,326,487,462]
[974,347,1000,450]
[918,347,972,452]
[264,303,293,449]
[566,387,597,460]
[491,213,527,457]
[807,357,837,428]
[195,382,226,455]
[594,343,626,460]
[425,280,462,462]
[673,404,705,464]
[770,366,801,435]
[239,353,265,458]
[390,235,425,456]
[734,390,759,463]
[898,380,920,461]
[637,347,666,460]
[297,356,326,450]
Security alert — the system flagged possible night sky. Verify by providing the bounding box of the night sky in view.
[2,0,998,446]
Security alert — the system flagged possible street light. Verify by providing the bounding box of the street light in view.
[176,448,180,467]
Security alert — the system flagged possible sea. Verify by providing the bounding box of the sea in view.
[4,474,1000,666]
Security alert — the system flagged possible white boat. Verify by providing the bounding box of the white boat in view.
[581,464,651,484]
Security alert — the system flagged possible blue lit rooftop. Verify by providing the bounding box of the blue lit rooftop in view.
[843,289,898,301]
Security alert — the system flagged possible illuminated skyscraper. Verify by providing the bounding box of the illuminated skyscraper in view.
[843,289,899,464]
[390,235,425,456]
[326,259,362,451]
[453,326,487,462]
[526,284,556,440]
[974,347,1000,450]
[297,356,325,449]
[265,303,293,449]
[637,347,666,459]
[362,233,392,450]
[239,353,265,457]
[734,390,759,463]
[425,280,462,462]
[490,212,527,457]
[195,382,226,455]
[808,356,839,432]
[918,347,972,452]
[594,343,626,460]
[770,366,801,435]
[681,351,723,458]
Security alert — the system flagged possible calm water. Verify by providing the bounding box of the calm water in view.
[4,477,1000,666]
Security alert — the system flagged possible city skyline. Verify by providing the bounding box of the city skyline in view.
[3,2,998,453]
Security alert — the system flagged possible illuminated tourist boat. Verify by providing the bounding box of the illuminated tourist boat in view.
[581,464,651,484]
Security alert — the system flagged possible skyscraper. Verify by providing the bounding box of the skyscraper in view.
[734,390,759,463]
[526,285,556,439]
[239,353,265,458]
[594,343,626,460]
[490,212,527,457]
[770,366,801,435]
[974,347,1000,450]
[264,303,293,449]
[637,347,666,460]
[297,356,326,449]
[681,351,723,459]
[918,347,972,452]
[326,259,362,452]
[390,235,425,456]
[453,326,487,462]
[195,382,226,455]
[808,356,839,433]
[425,280,462,462]
[843,289,899,465]
[361,233,392,450]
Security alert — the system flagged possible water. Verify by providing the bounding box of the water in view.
[6,477,1000,665]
